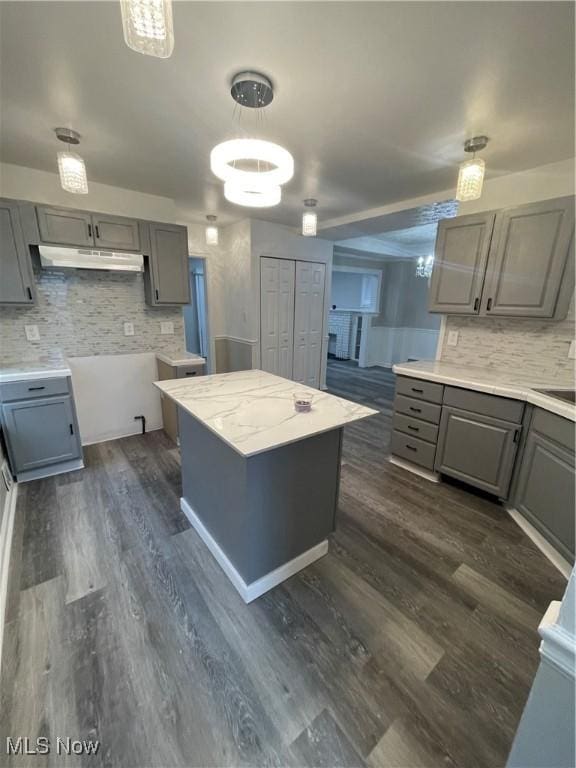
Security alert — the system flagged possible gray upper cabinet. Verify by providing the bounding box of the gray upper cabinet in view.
[92,213,141,252]
[429,196,575,319]
[36,205,94,247]
[513,409,575,562]
[428,213,495,314]
[145,222,190,305]
[0,199,35,305]
[481,196,575,318]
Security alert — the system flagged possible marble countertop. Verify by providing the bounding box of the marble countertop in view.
[154,369,378,457]
[0,361,72,383]
[393,360,576,422]
[156,351,205,367]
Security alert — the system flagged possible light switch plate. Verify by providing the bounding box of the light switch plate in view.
[25,324,40,341]
[447,330,459,347]
[124,322,135,336]
[569,340,576,359]
[160,321,174,335]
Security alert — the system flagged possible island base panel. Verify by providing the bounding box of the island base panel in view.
[179,408,342,591]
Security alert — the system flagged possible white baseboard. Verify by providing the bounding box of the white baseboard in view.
[83,425,163,446]
[0,475,18,678]
[388,455,440,483]
[180,497,329,603]
[507,508,572,579]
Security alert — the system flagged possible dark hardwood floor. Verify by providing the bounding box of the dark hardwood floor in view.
[0,360,567,767]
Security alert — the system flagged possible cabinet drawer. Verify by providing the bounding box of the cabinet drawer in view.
[177,364,205,378]
[391,430,436,471]
[1,376,70,402]
[396,376,444,404]
[393,412,438,444]
[531,408,575,452]
[395,394,441,424]
[443,386,524,423]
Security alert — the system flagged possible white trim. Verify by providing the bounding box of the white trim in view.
[213,335,258,345]
[0,476,18,678]
[180,497,329,603]
[388,455,440,483]
[538,601,575,680]
[507,508,572,579]
[435,316,446,361]
[82,426,163,447]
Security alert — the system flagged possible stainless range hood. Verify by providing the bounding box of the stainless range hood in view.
[39,244,144,272]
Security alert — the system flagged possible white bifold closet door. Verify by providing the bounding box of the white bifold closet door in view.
[260,257,295,379]
[293,261,326,388]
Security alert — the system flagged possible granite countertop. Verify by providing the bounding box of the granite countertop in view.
[393,360,576,422]
[0,361,72,383]
[156,351,206,367]
[154,369,378,457]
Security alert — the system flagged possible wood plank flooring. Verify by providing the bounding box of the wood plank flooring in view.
[0,360,567,767]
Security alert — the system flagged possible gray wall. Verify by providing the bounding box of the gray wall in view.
[333,250,440,331]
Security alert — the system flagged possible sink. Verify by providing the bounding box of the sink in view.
[536,389,576,404]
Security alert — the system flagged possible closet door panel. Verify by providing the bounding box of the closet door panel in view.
[293,261,326,388]
[260,257,295,378]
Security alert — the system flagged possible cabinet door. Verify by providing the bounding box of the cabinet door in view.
[293,261,326,388]
[260,257,295,379]
[428,213,495,314]
[36,206,94,247]
[148,222,190,304]
[482,197,575,317]
[435,405,519,497]
[0,200,35,305]
[514,427,575,561]
[2,396,80,473]
[92,213,141,251]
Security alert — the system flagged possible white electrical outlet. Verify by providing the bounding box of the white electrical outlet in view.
[569,340,576,359]
[25,325,40,341]
[124,322,135,336]
[160,321,174,335]
[447,330,459,347]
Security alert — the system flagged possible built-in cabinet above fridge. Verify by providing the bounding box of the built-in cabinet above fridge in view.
[260,256,326,389]
[428,196,575,319]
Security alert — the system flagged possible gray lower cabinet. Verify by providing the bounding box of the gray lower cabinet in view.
[429,196,575,319]
[428,212,495,314]
[0,199,35,305]
[36,205,94,247]
[1,376,83,482]
[391,376,444,472]
[144,222,190,305]
[513,409,575,562]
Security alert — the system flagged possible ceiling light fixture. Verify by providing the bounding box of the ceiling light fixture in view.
[120,0,174,58]
[205,215,218,246]
[416,255,434,279]
[302,199,318,237]
[55,128,89,195]
[224,179,282,208]
[210,72,293,208]
[456,136,488,202]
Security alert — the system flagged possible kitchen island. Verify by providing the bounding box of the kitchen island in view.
[155,369,377,602]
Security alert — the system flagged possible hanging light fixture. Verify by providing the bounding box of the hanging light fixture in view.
[456,136,488,202]
[302,199,318,237]
[55,128,89,195]
[416,255,434,279]
[210,72,293,208]
[120,0,174,58]
[205,215,218,246]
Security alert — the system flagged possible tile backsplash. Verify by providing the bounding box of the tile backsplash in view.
[440,295,575,384]
[0,265,185,365]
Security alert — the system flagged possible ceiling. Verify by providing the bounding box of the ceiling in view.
[337,222,440,259]
[0,1,574,228]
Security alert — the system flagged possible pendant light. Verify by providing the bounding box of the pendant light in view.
[120,0,174,58]
[55,128,89,195]
[205,215,218,246]
[416,255,434,278]
[456,136,488,202]
[210,72,294,208]
[302,199,318,237]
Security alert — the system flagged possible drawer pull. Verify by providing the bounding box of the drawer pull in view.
[411,387,424,394]
[69,423,74,435]
[409,406,422,413]
[185,371,197,377]
[28,385,45,391]
[406,444,417,452]
[407,425,419,432]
